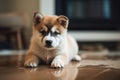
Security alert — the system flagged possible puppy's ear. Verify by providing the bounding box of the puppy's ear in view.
[57,15,69,28]
[33,12,43,25]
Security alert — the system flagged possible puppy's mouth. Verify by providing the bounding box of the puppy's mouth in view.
[44,45,55,50]
[45,45,53,48]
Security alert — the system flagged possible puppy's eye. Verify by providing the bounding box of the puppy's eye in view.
[53,31,60,36]
[40,30,46,35]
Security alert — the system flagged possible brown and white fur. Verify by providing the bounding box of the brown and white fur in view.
[24,12,81,68]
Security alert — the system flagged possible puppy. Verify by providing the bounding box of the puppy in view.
[24,12,81,68]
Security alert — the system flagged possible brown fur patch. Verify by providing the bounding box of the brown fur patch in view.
[34,15,67,34]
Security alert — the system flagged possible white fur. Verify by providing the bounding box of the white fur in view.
[51,26,57,32]
[51,58,65,68]
[50,34,81,68]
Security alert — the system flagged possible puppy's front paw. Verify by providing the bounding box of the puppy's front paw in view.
[24,57,39,68]
[51,59,65,68]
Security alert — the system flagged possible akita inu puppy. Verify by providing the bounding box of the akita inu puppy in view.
[24,12,81,68]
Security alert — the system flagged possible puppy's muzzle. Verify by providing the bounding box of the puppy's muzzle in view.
[45,40,53,47]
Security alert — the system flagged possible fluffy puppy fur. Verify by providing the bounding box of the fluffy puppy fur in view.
[24,12,81,68]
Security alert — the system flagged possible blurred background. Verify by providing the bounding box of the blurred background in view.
[0,1,120,79]
[0,0,120,51]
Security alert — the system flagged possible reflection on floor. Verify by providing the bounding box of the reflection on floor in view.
[0,50,120,80]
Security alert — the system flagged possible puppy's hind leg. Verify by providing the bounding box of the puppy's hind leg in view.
[72,55,81,61]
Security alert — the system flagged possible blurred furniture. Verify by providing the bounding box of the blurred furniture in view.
[0,13,28,49]
[69,31,120,51]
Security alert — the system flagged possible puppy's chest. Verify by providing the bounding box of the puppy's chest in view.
[37,50,57,64]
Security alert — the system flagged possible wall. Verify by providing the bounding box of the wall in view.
[39,0,55,15]
[0,0,39,48]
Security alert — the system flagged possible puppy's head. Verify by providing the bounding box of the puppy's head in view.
[32,12,69,50]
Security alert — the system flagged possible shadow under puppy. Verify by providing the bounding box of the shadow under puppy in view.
[24,12,81,68]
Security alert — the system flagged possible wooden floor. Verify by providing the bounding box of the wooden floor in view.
[0,50,120,80]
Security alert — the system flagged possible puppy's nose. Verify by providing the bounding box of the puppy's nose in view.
[45,40,52,46]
